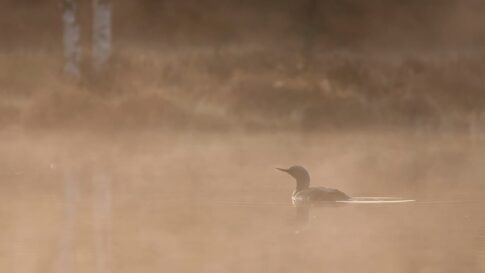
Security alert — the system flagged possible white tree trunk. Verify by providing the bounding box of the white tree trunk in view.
[93,0,112,72]
[62,0,81,77]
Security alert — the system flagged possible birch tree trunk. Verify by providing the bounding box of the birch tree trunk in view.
[93,0,112,72]
[62,0,81,77]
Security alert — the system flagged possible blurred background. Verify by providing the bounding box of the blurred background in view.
[1,0,485,131]
[0,1,484,273]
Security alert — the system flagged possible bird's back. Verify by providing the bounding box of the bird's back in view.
[293,186,350,203]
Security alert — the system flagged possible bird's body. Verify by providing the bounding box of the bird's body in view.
[277,166,350,204]
[292,187,350,203]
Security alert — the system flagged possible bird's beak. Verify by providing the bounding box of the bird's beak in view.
[276,168,289,173]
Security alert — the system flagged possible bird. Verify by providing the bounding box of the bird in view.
[277,165,350,204]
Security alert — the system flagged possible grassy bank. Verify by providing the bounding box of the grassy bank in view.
[1,46,485,134]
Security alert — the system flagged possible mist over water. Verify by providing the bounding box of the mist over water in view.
[1,131,484,272]
[1,1,485,273]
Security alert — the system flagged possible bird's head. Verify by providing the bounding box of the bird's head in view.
[277,165,310,188]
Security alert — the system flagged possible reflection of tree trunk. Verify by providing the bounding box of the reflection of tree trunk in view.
[57,157,112,273]
[57,166,80,273]
[93,0,112,72]
[92,172,112,273]
[475,206,485,272]
[478,228,485,272]
[62,0,81,77]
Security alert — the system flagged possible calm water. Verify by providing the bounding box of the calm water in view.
[1,132,484,273]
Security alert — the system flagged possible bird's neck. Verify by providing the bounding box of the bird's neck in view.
[295,179,310,193]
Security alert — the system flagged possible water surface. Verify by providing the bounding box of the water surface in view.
[1,132,484,273]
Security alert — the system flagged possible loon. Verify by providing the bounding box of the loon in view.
[277,165,350,204]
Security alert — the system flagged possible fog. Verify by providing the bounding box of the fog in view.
[0,1,484,273]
